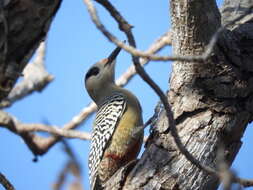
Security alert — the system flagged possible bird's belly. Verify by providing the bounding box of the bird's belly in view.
[98,110,144,183]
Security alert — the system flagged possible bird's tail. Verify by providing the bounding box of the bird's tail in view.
[91,177,103,190]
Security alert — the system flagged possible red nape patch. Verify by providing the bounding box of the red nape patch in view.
[104,153,122,161]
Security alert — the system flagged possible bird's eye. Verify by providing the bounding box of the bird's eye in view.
[85,67,100,81]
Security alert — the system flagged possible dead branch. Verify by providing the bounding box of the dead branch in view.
[116,31,171,87]
[217,143,253,189]
[0,41,54,108]
[235,178,253,188]
[0,172,15,190]
[84,0,253,63]
[0,110,151,153]
[217,144,234,190]
[52,141,83,190]
[18,123,91,141]
[0,110,91,156]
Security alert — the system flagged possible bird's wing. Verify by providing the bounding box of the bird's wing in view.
[88,93,126,189]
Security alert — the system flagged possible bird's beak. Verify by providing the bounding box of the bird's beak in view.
[105,46,122,66]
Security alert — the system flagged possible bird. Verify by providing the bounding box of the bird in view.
[84,46,144,190]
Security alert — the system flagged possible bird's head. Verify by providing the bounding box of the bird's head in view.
[85,46,122,102]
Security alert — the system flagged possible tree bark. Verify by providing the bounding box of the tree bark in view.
[0,0,62,101]
[104,0,253,189]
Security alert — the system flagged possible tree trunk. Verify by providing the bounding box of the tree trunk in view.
[104,0,253,189]
[0,0,62,100]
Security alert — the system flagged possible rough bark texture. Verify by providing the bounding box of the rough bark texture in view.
[104,0,253,190]
[0,0,62,101]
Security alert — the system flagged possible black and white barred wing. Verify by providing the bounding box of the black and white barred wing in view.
[88,94,126,189]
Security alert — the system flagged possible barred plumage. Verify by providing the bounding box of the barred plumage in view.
[88,93,126,189]
[85,46,143,190]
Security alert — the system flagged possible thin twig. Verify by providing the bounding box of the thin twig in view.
[52,162,69,190]
[0,173,15,190]
[217,144,234,190]
[235,177,253,188]
[85,0,253,63]
[52,141,83,190]
[60,102,97,130]
[217,143,253,188]
[116,31,171,87]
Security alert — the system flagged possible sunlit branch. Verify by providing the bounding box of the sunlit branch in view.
[0,41,54,108]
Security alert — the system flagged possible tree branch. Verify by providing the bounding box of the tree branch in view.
[52,141,83,190]
[116,31,171,87]
[0,172,15,190]
[221,0,253,28]
[84,0,253,64]
[0,41,54,108]
[0,110,92,156]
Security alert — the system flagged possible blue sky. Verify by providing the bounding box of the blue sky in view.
[1,0,253,190]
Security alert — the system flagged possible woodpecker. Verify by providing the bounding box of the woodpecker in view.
[85,46,144,190]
